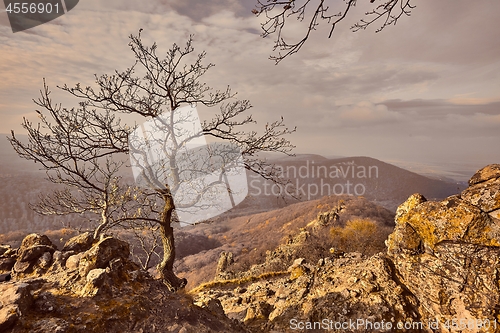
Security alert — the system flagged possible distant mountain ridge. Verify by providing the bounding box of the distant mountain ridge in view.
[244,154,465,213]
[0,133,466,232]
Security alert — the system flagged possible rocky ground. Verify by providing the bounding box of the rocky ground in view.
[0,164,499,332]
[0,233,247,332]
[193,164,500,333]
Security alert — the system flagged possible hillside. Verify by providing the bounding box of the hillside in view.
[245,155,466,212]
[191,164,500,333]
[1,164,498,332]
[174,194,395,289]
[0,132,467,234]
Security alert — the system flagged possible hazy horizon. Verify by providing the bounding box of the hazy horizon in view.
[0,132,482,183]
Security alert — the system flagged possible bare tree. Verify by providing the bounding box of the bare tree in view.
[8,81,135,239]
[253,0,416,63]
[57,31,296,290]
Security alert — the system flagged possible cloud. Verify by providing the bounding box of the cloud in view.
[379,99,500,117]
[0,0,499,168]
[337,102,401,126]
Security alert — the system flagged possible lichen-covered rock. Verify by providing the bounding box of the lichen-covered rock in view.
[195,254,419,332]
[78,237,129,278]
[0,282,34,330]
[79,268,110,297]
[244,301,273,323]
[386,164,500,332]
[394,193,427,221]
[194,165,500,333]
[392,243,500,331]
[0,245,13,257]
[462,180,500,212]
[0,256,16,273]
[389,194,500,250]
[19,234,54,250]
[215,251,234,281]
[469,164,500,185]
[490,208,500,221]
[36,252,52,269]
[13,234,57,277]
[386,222,423,255]
[0,246,17,273]
[0,305,19,331]
[48,251,75,273]
[1,234,247,333]
[65,252,83,271]
[62,232,94,253]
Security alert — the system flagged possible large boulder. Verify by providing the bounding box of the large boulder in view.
[468,164,500,185]
[13,234,57,277]
[78,237,130,278]
[387,194,500,253]
[0,282,34,331]
[62,232,94,253]
[386,164,500,331]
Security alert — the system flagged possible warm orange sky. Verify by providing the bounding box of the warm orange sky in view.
[1,0,499,170]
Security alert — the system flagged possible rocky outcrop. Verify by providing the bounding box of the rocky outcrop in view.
[195,253,420,332]
[385,164,500,332]
[12,234,57,278]
[1,164,498,333]
[0,232,247,333]
[215,251,234,281]
[194,164,500,333]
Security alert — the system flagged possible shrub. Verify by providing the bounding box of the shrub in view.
[330,218,391,256]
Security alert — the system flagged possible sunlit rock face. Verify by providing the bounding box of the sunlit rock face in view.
[386,164,500,332]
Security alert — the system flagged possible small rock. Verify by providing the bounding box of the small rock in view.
[86,268,107,286]
[244,301,272,322]
[37,252,52,269]
[0,305,19,331]
[65,253,84,271]
[78,237,129,278]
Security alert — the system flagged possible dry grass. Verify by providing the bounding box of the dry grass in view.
[189,270,288,294]
[330,218,392,256]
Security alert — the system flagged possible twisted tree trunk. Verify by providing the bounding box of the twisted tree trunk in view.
[157,193,186,291]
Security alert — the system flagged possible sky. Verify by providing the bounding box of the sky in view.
[1,0,499,177]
